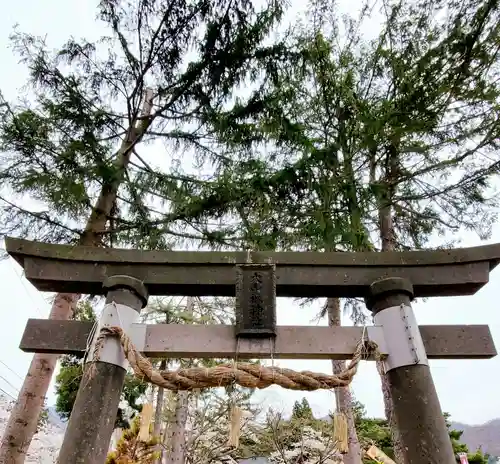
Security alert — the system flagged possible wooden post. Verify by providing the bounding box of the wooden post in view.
[366,277,456,464]
[57,275,148,464]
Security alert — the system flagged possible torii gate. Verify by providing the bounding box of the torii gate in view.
[5,237,499,464]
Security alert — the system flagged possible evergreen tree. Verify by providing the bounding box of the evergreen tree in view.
[256,401,489,463]
[355,405,488,464]
[291,397,315,421]
[106,415,161,464]
[174,0,500,461]
[0,0,288,460]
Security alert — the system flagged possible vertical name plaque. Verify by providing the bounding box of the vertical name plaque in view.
[235,263,277,338]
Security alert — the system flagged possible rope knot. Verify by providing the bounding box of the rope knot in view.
[361,340,381,361]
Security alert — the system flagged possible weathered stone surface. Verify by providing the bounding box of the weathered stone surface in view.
[7,236,500,266]
[19,320,497,360]
[57,281,146,464]
[6,237,500,297]
[368,280,456,463]
[103,275,149,307]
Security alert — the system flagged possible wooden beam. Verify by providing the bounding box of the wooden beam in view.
[6,237,500,297]
[19,319,497,360]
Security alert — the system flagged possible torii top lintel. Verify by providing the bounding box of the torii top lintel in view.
[5,237,500,298]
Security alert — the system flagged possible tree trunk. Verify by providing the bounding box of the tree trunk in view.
[164,298,193,464]
[377,145,405,464]
[0,89,154,463]
[161,391,175,464]
[0,293,79,463]
[153,360,167,464]
[327,297,363,464]
[164,391,189,464]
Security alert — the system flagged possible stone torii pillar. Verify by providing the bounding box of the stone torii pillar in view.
[366,278,456,464]
[57,276,148,464]
[4,237,500,464]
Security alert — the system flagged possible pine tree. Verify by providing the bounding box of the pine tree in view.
[0,0,287,460]
[106,415,161,464]
[171,0,500,461]
[291,398,315,421]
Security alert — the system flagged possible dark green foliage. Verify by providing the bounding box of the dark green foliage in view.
[172,0,500,255]
[36,400,49,433]
[444,413,489,464]
[350,400,394,460]
[54,361,82,420]
[156,5,500,458]
[54,301,146,428]
[106,415,161,463]
[256,397,489,463]
[291,397,314,421]
[248,398,490,462]
[0,0,288,251]
[355,404,489,463]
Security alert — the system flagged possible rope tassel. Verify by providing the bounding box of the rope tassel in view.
[227,405,243,448]
[333,412,348,453]
[138,402,154,441]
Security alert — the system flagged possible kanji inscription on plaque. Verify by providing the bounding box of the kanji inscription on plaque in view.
[235,263,276,338]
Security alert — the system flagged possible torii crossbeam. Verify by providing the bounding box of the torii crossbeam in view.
[7,236,500,297]
[5,237,499,464]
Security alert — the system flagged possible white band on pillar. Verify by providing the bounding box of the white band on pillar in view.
[85,302,145,369]
[373,304,428,372]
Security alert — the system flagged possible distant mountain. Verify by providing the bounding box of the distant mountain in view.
[451,419,500,457]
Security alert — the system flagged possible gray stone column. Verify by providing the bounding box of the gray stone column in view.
[366,277,455,464]
[57,276,148,464]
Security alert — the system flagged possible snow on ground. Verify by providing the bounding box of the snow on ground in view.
[0,395,64,463]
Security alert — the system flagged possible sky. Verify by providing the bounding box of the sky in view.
[0,0,499,428]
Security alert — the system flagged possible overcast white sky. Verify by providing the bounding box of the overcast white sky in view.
[0,0,499,427]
